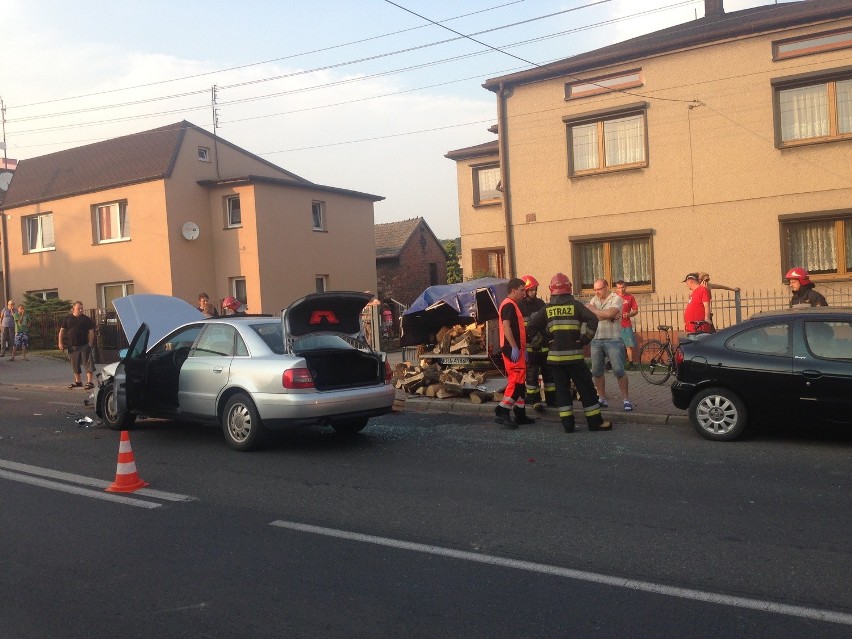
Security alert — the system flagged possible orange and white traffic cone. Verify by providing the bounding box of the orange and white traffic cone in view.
[105,430,149,493]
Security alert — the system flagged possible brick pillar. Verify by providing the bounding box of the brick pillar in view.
[705,0,724,17]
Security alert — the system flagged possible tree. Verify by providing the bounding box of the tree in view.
[444,238,462,283]
[23,294,73,316]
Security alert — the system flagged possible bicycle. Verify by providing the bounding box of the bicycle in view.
[639,325,677,384]
[639,322,714,384]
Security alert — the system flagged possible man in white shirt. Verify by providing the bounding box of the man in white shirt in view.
[587,279,632,412]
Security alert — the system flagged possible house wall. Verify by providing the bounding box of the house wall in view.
[376,223,448,306]
[455,18,852,297]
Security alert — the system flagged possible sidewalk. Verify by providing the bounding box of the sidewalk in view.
[386,350,689,427]
[0,352,688,427]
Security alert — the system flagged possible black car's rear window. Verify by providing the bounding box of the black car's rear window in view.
[251,323,285,354]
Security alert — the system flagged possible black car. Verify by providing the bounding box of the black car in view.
[672,307,852,441]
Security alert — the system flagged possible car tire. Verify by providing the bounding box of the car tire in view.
[332,417,369,436]
[99,381,137,431]
[221,393,265,451]
[689,387,747,441]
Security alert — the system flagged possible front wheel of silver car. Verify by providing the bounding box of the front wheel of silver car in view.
[221,393,265,451]
[689,387,747,442]
[99,381,137,431]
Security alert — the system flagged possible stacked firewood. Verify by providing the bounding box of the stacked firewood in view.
[392,362,498,403]
[430,323,485,355]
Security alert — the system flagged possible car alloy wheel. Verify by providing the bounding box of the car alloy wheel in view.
[222,393,264,451]
[689,387,747,442]
[99,381,137,431]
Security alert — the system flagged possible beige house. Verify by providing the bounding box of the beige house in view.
[447,0,852,302]
[1,121,383,313]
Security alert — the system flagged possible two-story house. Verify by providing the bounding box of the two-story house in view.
[1,120,383,312]
[447,0,852,300]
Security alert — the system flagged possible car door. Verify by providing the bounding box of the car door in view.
[177,324,236,418]
[794,318,852,425]
[115,323,150,414]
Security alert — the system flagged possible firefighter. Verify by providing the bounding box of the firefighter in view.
[518,275,556,412]
[786,267,828,307]
[527,273,612,433]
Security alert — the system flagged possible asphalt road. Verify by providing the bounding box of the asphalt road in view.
[1,384,850,638]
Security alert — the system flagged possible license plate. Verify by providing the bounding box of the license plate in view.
[441,357,470,365]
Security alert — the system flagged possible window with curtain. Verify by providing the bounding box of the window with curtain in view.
[782,216,852,277]
[95,202,129,243]
[567,109,647,176]
[473,164,501,205]
[573,234,652,293]
[25,213,55,252]
[777,75,852,144]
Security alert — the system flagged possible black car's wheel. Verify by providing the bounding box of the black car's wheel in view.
[332,417,369,436]
[639,340,672,385]
[689,387,747,441]
[98,381,137,431]
[221,393,265,451]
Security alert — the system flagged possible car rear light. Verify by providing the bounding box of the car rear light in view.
[283,368,315,389]
[384,361,393,384]
[675,347,684,368]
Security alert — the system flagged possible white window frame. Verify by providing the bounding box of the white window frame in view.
[226,196,242,228]
[197,146,210,162]
[230,277,247,306]
[315,275,328,293]
[95,201,130,243]
[25,212,55,253]
[312,201,326,231]
[27,289,59,301]
[100,281,134,310]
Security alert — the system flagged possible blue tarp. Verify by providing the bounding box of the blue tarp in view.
[399,277,509,347]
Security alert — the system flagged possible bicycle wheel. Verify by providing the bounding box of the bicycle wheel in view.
[640,340,672,384]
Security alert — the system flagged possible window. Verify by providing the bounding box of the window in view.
[197,146,210,162]
[727,324,790,356]
[774,72,852,145]
[230,277,247,307]
[315,276,328,293]
[473,164,501,205]
[95,202,130,243]
[27,289,59,300]
[565,104,648,176]
[25,212,55,252]
[806,321,852,360]
[571,232,653,293]
[226,196,241,227]
[773,27,852,61]
[781,214,852,279]
[100,282,134,310]
[192,325,237,357]
[471,248,506,278]
[565,69,642,99]
[312,201,325,231]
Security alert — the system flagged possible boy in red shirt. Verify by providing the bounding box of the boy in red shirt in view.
[614,280,638,369]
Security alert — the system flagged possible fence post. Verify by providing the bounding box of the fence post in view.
[734,290,742,324]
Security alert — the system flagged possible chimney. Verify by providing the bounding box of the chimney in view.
[705,0,724,18]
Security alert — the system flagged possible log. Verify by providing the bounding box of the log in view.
[469,390,493,404]
[449,337,470,353]
[425,383,442,397]
[436,387,461,399]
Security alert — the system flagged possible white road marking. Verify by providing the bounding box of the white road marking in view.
[270,520,852,627]
[0,460,196,502]
[0,469,160,508]
[0,396,22,401]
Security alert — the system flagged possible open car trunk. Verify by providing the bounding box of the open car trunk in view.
[297,347,384,391]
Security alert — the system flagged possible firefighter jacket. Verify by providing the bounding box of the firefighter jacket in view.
[527,293,599,365]
[518,295,550,353]
[790,284,828,307]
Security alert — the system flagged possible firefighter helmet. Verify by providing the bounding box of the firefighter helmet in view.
[784,267,812,285]
[222,296,241,311]
[549,273,573,295]
[521,275,539,290]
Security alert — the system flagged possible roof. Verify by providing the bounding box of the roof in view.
[374,217,448,260]
[483,0,852,91]
[444,140,499,161]
[1,120,308,209]
[197,175,384,202]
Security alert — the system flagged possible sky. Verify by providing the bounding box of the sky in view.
[1,0,794,239]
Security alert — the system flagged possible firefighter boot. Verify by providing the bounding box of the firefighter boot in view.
[495,405,516,429]
[513,406,536,425]
[561,417,576,433]
[587,414,613,431]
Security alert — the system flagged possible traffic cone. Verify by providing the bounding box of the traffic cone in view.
[105,430,149,493]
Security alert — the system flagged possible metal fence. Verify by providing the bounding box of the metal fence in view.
[27,308,129,361]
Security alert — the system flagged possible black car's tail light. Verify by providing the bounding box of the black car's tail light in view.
[283,368,315,389]
[675,347,684,368]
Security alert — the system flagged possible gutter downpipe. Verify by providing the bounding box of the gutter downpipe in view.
[497,82,516,278]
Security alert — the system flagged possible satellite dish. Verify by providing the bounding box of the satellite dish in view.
[182,222,200,240]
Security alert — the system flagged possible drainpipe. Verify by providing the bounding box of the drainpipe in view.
[497,82,516,278]
[0,211,8,303]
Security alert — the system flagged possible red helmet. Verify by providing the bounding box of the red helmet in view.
[549,273,573,295]
[784,267,812,286]
[222,296,241,311]
[521,274,539,290]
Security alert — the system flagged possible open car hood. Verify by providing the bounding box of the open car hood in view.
[113,294,204,348]
[282,291,373,340]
